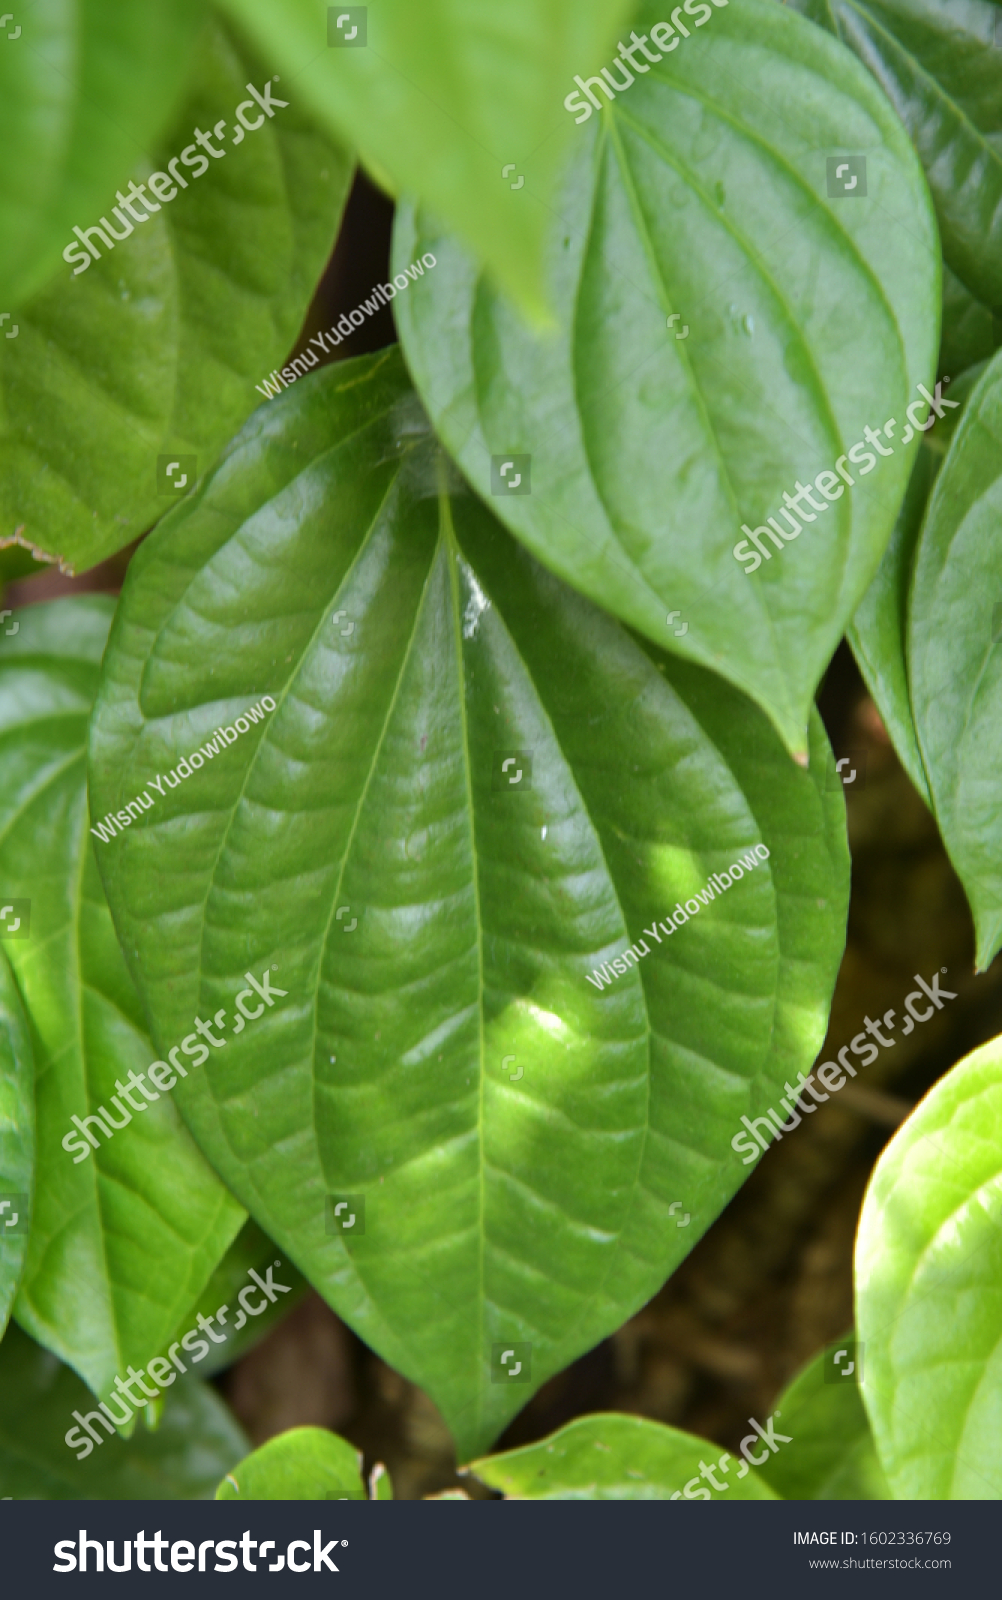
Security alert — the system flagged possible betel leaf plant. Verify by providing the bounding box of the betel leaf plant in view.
[0,0,999,1502]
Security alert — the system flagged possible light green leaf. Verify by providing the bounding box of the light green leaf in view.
[216,1425,366,1499]
[908,351,1002,970]
[0,596,245,1402]
[1,17,353,575]
[468,1412,777,1499]
[786,0,1002,312]
[0,948,33,1338]
[217,0,636,320]
[0,0,204,306]
[89,351,848,1460]
[856,1035,1002,1499]
[0,1321,247,1499]
[163,1220,307,1380]
[754,1342,890,1500]
[391,0,939,757]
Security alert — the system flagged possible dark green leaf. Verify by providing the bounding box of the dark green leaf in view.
[469,1412,777,1498]
[163,1220,308,1380]
[0,17,353,575]
[0,948,33,1338]
[754,1343,890,1499]
[908,351,1002,969]
[0,1322,247,1499]
[856,1035,1002,1498]
[940,264,1001,379]
[786,0,1002,311]
[392,0,939,756]
[0,597,245,1401]
[218,0,635,321]
[0,0,203,306]
[89,351,848,1460]
[216,1425,365,1499]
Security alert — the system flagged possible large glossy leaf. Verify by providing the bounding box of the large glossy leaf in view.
[0,17,353,575]
[468,1413,776,1499]
[0,948,33,1339]
[216,1426,366,1500]
[218,0,634,321]
[787,0,1002,312]
[0,0,203,306]
[907,351,1002,970]
[0,1322,247,1499]
[391,0,939,758]
[89,350,848,1460]
[856,1036,1002,1499]
[754,1344,890,1500]
[0,597,245,1401]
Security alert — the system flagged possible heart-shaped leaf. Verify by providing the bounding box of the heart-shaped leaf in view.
[218,0,635,321]
[787,0,1002,313]
[391,0,939,757]
[754,1342,890,1500]
[0,947,33,1339]
[0,17,353,575]
[468,1412,777,1498]
[0,1322,247,1499]
[907,351,1002,970]
[0,596,245,1401]
[216,1425,366,1500]
[0,0,204,306]
[89,351,848,1460]
[856,1035,1002,1499]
